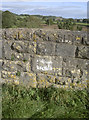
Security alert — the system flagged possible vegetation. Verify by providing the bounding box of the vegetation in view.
[46,18,54,25]
[2,10,88,31]
[58,20,75,30]
[16,71,21,76]
[2,84,89,118]
[2,11,42,28]
[11,54,15,61]
[57,19,84,31]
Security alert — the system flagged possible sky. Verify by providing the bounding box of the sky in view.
[1,0,89,2]
[0,1,88,18]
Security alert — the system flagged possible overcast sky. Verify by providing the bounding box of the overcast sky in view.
[1,0,89,2]
[1,1,88,18]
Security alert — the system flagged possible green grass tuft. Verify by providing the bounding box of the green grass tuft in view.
[2,84,89,118]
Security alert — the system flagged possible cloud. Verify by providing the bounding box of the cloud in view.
[1,2,87,18]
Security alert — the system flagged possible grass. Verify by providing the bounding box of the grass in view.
[76,22,89,26]
[2,84,89,118]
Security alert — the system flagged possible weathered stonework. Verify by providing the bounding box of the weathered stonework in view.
[0,28,89,89]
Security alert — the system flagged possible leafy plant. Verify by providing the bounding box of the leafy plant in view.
[11,54,14,61]
[16,71,21,76]
[2,84,89,118]
[23,59,27,62]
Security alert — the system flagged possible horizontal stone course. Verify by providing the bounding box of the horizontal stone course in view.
[2,29,88,45]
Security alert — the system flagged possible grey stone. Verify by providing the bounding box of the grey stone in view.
[0,60,2,72]
[3,41,12,59]
[32,55,62,75]
[63,57,89,78]
[55,43,76,57]
[27,42,36,54]
[11,41,28,53]
[32,55,53,73]
[11,52,30,61]
[2,60,30,72]
[20,72,37,88]
[76,46,89,59]
[0,41,2,59]
[52,56,62,76]
[36,73,52,88]
[36,42,55,55]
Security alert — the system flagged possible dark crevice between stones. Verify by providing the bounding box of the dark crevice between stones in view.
[75,47,79,57]
[81,37,84,44]
[11,43,14,50]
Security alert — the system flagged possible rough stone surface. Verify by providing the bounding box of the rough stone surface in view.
[36,42,55,55]
[0,60,2,71]
[55,43,76,57]
[0,41,2,59]
[76,46,89,59]
[0,28,88,89]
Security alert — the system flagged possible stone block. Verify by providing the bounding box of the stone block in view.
[32,55,62,75]
[82,35,88,45]
[37,73,72,88]
[11,41,28,53]
[32,55,53,73]
[35,30,56,42]
[55,43,76,57]
[56,32,73,44]
[2,60,30,72]
[11,52,30,61]
[36,42,55,55]
[63,57,89,78]
[2,41,12,59]
[3,29,34,40]
[4,29,19,40]
[20,72,37,88]
[52,56,62,76]
[76,46,89,59]
[36,74,52,88]
[1,71,17,79]
[27,42,36,54]
[18,29,32,40]
[11,41,36,54]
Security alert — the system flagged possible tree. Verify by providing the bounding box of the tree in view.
[2,11,16,28]
[46,18,53,25]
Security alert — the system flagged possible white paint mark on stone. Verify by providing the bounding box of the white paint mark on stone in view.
[36,59,52,71]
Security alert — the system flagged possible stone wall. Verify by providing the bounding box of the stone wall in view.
[0,28,89,89]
